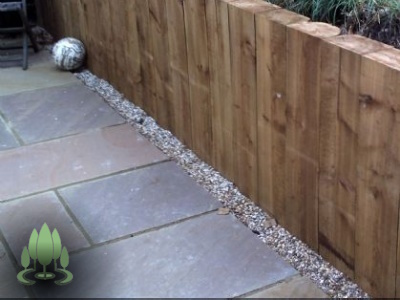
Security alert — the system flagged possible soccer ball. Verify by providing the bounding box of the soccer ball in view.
[52,37,86,71]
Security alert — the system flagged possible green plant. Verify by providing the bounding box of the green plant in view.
[266,0,400,48]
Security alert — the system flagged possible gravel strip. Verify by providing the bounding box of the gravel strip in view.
[75,69,369,299]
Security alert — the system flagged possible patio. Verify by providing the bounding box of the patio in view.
[0,50,327,298]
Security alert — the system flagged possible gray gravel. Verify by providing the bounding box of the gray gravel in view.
[75,70,369,299]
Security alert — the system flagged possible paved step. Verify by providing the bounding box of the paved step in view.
[0,83,126,144]
[0,124,167,202]
[31,213,297,298]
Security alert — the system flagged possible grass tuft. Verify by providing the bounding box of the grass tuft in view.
[266,0,400,48]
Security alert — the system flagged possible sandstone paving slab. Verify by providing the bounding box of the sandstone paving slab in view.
[0,124,167,201]
[0,61,79,97]
[245,275,328,298]
[32,213,298,298]
[0,83,126,144]
[0,192,90,260]
[0,241,28,297]
[0,48,53,69]
[0,116,19,151]
[58,161,221,243]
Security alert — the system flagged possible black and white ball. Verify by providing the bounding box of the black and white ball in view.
[52,37,86,71]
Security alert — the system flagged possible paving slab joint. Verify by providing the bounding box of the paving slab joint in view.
[0,110,25,146]
[69,209,219,256]
[1,159,172,204]
[237,274,307,298]
[55,190,96,247]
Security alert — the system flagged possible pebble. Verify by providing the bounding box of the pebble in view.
[75,70,369,299]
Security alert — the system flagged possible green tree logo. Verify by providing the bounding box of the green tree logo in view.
[17,223,73,286]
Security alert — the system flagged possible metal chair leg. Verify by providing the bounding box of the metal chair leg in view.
[0,0,38,70]
[18,7,38,53]
[22,31,28,70]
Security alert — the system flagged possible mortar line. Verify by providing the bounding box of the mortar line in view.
[0,158,171,204]
[0,228,35,298]
[16,122,129,147]
[0,110,25,146]
[233,273,300,298]
[54,190,96,247]
[68,209,219,256]
[0,121,129,151]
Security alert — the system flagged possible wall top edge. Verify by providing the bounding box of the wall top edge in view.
[256,7,310,25]
[228,0,280,13]
[288,22,341,38]
[325,34,393,55]
[364,48,400,71]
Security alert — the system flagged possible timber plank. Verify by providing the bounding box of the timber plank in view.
[256,9,308,219]
[319,35,389,279]
[166,0,192,147]
[68,0,82,39]
[206,0,235,181]
[148,0,173,131]
[79,0,97,73]
[135,0,157,118]
[355,48,400,298]
[74,0,87,43]
[228,0,277,201]
[285,22,340,250]
[60,0,71,36]
[84,0,109,80]
[183,0,212,164]
[102,0,115,84]
[52,0,64,40]
[124,0,144,108]
[109,0,128,93]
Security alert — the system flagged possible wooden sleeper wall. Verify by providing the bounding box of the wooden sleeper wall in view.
[38,0,400,297]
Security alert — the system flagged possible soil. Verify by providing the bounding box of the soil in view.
[341,9,400,49]
[270,1,400,49]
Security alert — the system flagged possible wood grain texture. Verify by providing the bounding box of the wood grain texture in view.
[286,22,340,250]
[108,0,128,92]
[60,0,71,36]
[83,0,109,80]
[68,0,83,40]
[184,0,212,164]
[124,0,144,107]
[319,35,389,279]
[74,0,87,42]
[135,0,157,118]
[256,9,308,219]
[228,1,276,201]
[166,0,192,147]
[355,49,400,298]
[148,0,173,131]
[206,0,235,182]
[78,0,96,72]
